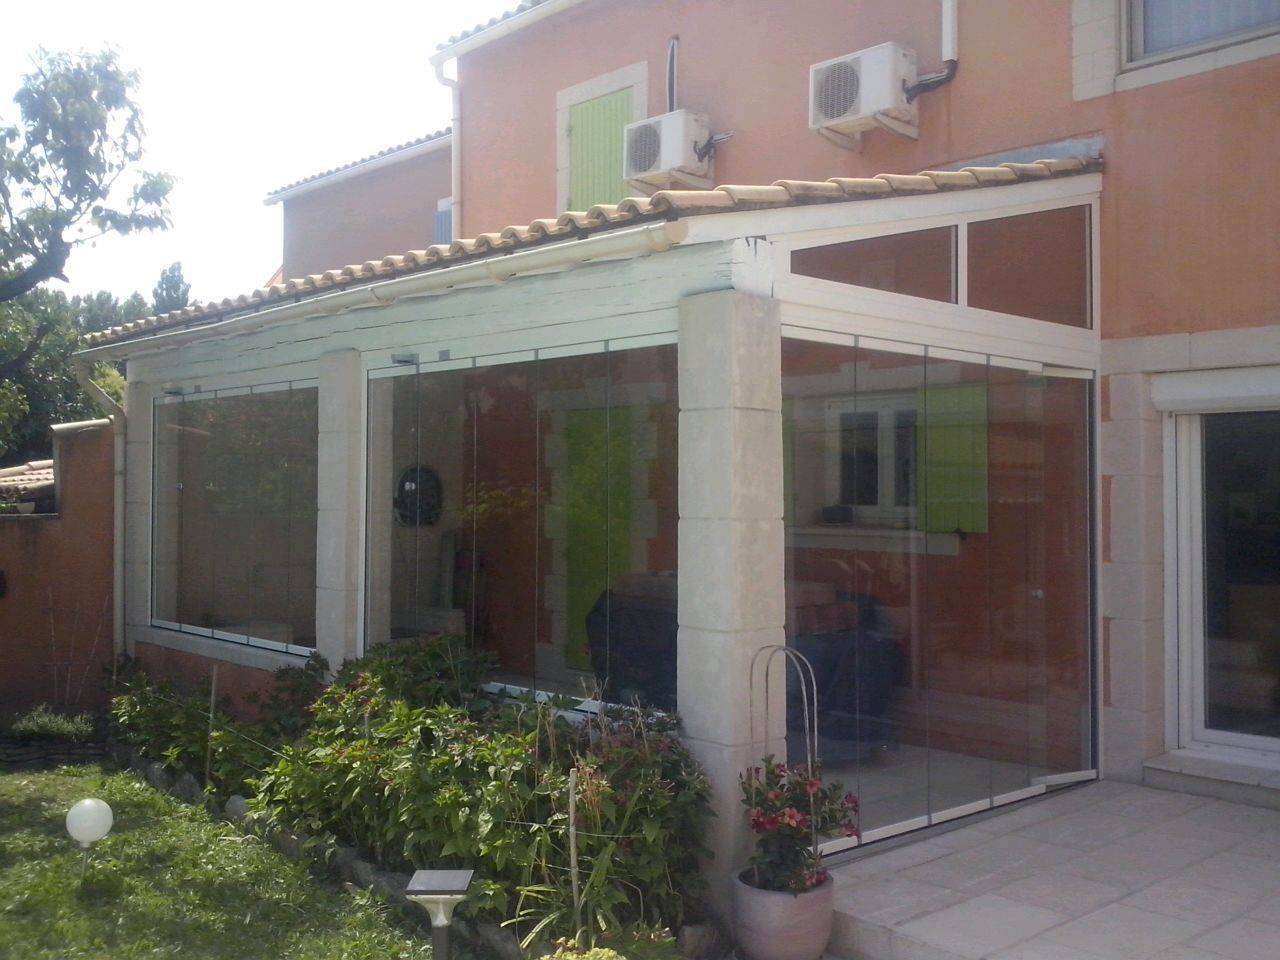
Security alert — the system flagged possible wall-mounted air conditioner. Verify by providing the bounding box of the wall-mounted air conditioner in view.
[624,109,713,192]
[809,42,919,142]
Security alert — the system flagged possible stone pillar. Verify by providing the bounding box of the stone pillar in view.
[315,349,364,672]
[1099,369,1166,779]
[676,289,786,917]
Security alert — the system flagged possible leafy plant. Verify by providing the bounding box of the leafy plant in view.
[5,703,95,742]
[739,757,858,893]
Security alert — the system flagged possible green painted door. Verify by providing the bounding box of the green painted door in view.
[918,383,989,534]
[565,407,633,670]
[568,88,632,210]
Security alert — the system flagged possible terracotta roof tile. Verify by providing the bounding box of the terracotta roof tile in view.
[265,128,452,199]
[0,460,54,501]
[440,1,557,48]
[84,155,1102,350]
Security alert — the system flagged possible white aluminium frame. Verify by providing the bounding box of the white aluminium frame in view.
[150,377,321,659]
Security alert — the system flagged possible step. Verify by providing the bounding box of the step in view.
[1143,749,1280,810]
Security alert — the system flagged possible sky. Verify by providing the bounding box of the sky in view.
[3,0,517,306]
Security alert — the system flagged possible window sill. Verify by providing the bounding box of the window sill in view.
[787,524,961,556]
[1116,32,1280,93]
[134,623,311,672]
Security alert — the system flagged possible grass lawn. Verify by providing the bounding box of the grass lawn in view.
[0,764,433,959]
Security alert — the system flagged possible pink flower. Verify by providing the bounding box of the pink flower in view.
[806,778,822,795]
[767,789,783,803]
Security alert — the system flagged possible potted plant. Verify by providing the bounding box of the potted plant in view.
[733,757,859,960]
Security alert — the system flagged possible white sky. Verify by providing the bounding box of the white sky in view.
[3,0,517,304]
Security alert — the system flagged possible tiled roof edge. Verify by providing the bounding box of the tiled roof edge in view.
[265,128,452,200]
[86,156,1102,350]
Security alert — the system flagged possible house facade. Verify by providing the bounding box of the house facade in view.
[78,0,1279,912]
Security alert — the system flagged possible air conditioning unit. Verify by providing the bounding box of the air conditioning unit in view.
[809,42,918,140]
[624,109,713,191]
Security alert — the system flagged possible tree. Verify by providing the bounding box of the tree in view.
[152,260,189,314]
[0,49,171,462]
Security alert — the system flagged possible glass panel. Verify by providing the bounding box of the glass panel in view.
[471,362,540,683]
[1201,411,1280,741]
[782,338,1093,841]
[968,206,1090,328]
[151,387,318,647]
[921,354,993,818]
[1042,378,1092,776]
[1138,0,1279,56]
[601,345,679,710]
[152,400,183,624]
[791,227,956,304]
[783,339,929,836]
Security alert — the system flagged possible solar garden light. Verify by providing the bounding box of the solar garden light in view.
[65,798,113,880]
[405,868,474,960]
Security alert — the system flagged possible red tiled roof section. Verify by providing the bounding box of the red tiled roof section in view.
[0,460,54,502]
[265,128,452,199]
[440,0,558,47]
[84,156,1101,349]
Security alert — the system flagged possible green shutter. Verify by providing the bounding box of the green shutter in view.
[568,88,632,210]
[918,383,989,534]
[565,406,633,670]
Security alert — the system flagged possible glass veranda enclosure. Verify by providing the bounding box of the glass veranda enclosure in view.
[361,198,1096,849]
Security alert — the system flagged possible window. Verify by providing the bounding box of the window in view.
[968,206,1091,328]
[434,198,453,244]
[791,227,957,304]
[1128,0,1280,64]
[365,344,678,709]
[152,383,318,654]
[556,63,647,211]
[828,394,918,519]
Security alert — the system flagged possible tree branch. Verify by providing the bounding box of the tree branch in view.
[0,236,70,304]
[0,312,57,380]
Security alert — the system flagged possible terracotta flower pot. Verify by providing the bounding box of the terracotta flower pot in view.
[731,869,834,960]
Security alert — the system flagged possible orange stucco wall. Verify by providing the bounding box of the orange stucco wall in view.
[0,426,114,716]
[281,146,452,278]
[456,0,1280,340]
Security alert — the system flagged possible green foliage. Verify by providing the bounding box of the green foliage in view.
[1,49,172,303]
[5,703,95,742]
[110,637,713,945]
[0,764,433,959]
[740,757,859,893]
[152,260,190,314]
[548,925,680,960]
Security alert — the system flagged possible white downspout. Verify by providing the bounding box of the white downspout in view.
[73,359,126,664]
[941,0,958,63]
[434,56,463,239]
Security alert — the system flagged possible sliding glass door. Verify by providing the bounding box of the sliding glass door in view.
[781,337,1093,848]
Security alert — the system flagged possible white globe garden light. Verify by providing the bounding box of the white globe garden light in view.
[66,798,113,847]
[66,798,113,881]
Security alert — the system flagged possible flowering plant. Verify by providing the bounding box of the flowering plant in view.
[740,756,859,893]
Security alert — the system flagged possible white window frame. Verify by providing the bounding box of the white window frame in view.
[150,378,320,659]
[1157,365,1280,759]
[555,62,648,212]
[825,391,918,522]
[1124,0,1280,68]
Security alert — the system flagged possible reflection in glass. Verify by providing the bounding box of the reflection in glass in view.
[968,206,1090,328]
[782,339,1091,840]
[366,346,678,708]
[791,227,956,304]
[151,386,319,648]
[1202,411,1280,741]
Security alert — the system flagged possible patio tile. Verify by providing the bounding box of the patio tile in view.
[1173,800,1280,835]
[1189,917,1280,960]
[833,874,967,927]
[896,894,1067,959]
[901,836,1069,893]
[1150,947,1237,960]
[1040,904,1208,958]
[1180,852,1280,896]
[989,942,1105,960]
[996,869,1127,918]
[831,840,954,883]
[1247,893,1280,925]
[1060,824,1237,890]
[1090,786,1213,823]
[1015,809,1149,850]
[1234,829,1280,860]
[1121,873,1265,927]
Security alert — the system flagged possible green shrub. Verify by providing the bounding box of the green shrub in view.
[255,671,711,945]
[5,704,95,742]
